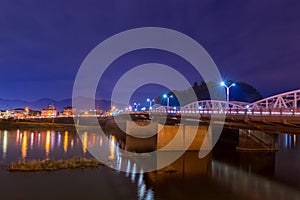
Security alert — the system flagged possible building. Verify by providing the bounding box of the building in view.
[8,108,27,119]
[0,110,9,119]
[62,106,74,116]
[29,109,41,117]
[1,110,11,119]
[41,104,58,117]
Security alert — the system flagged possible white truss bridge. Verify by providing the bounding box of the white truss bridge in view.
[152,89,300,116]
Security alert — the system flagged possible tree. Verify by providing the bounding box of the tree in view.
[229,82,262,102]
[156,81,262,106]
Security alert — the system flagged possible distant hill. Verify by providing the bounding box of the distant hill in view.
[0,97,114,112]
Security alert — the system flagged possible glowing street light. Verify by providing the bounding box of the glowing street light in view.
[163,94,173,110]
[147,98,155,110]
[25,107,29,118]
[133,103,140,112]
[220,81,236,109]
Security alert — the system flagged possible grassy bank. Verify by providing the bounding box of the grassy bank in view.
[8,158,103,172]
[0,120,76,131]
[0,117,126,132]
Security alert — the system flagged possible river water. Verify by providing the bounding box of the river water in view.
[0,128,299,200]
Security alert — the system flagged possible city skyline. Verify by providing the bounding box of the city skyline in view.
[0,0,299,101]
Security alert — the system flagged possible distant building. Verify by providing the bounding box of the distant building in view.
[9,108,26,118]
[7,108,40,119]
[96,108,104,116]
[0,110,9,119]
[29,110,41,117]
[62,106,74,116]
[41,104,58,117]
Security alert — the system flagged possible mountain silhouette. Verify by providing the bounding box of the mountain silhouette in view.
[0,97,113,112]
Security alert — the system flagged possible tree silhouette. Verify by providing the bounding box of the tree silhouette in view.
[156,81,262,106]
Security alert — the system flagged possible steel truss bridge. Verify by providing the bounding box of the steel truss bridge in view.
[152,89,300,116]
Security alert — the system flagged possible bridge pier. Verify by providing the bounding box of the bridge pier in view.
[125,121,157,152]
[157,124,208,151]
[236,129,277,151]
[125,121,210,152]
[125,120,279,153]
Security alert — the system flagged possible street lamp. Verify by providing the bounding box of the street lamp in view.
[163,94,173,110]
[133,103,140,111]
[25,107,29,118]
[147,98,155,110]
[220,81,236,109]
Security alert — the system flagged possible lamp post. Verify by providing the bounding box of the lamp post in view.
[133,103,140,112]
[163,94,173,110]
[133,103,137,111]
[147,98,155,110]
[220,81,235,109]
[25,107,29,118]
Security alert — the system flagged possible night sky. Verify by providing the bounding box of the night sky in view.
[0,0,299,103]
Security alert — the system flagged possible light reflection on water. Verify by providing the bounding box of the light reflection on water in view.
[0,129,153,199]
[0,129,299,199]
[2,130,7,159]
[64,131,68,153]
[45,130,50,157]
[277,133,298,149]
[82,131,88,154]
[212,160,300,199]
[0,129,89,163]
[77,131,154,199]
[21,131,27,159]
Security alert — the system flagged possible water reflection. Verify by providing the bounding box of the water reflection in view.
[2,130,7,159]
[51,131,55,151]
[57,132,61,147]
[278,134,298,149]
[124,161,154,200]
[16,129,20,144]
[0,128,300,200]
[64,131,68,153]
[76,131,154,199]
[37,132,41,148]
[0,129,90,163]
[109,135,116,160]
[30,132,34,149]
[82,131,88,154]
[212,160,300,200]
[21,131,27,160]
[45,130,50,157]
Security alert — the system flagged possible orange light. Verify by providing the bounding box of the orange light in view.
[21,131,28,160]
[45,130,50,157]
[109,136,115,160]
[64,131,68,153]
[82,132,88,154]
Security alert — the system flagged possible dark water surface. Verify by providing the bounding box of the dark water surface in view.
[0,128,299,200]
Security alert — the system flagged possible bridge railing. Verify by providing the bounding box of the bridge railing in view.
[149,89,300,116]
[244,108,300,116]
[149,108,300,116]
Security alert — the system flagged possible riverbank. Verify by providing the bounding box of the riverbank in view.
[0,116,127,132]
[0,120,76,131]
[8,158,102,172]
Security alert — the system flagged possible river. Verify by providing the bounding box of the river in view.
[0,128,299,200]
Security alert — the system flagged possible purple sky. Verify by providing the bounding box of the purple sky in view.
[0,0,299,102]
